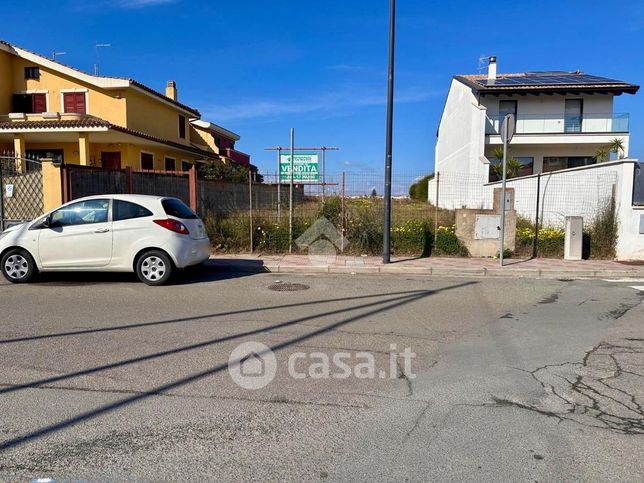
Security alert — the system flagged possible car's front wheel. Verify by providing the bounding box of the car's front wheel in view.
[136,250,173,286]
[1,249,38,283]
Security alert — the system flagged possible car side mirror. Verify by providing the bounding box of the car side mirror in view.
[41,215,51,228]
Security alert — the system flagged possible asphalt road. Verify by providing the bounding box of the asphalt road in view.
[0,268,642,481]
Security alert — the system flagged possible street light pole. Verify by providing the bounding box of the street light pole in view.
[383,0,396,264]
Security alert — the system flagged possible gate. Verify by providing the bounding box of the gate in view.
[0,154,44,231]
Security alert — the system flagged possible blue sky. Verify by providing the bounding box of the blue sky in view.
[3,0,643,181]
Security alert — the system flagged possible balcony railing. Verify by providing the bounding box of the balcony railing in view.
[222,147,251,166]
[485,113,629,135]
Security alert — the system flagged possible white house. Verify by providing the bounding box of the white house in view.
[429,58,644,260]
[434,57,639,181]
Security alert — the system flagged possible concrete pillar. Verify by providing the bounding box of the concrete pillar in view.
[41,159,63,212]
[13,134,25,173]
[78,133,90,166]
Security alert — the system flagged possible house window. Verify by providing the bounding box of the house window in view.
[12,93,47,113]
[24,67,40,80]
[63,92,87,114]
[488,156,534,182]
[164,157,176,171]
[516,157,534,177]
[564,99,583,133]
[182,161,192,171]
[499,100,517,119]
[178,115,186,139]
[543,156,596,173]
[140,152,154,170]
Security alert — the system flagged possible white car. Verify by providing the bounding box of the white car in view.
[0,195,210,286]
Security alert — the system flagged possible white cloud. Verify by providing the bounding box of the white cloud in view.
[113,0,177,8]
[201,87,440,122]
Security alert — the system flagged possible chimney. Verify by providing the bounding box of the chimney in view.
[165,80,178,101]
[487,56,497,84]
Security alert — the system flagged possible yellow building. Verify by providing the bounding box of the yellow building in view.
[0,39,252,172]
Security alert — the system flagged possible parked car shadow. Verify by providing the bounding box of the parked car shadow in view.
[31,259,268,286]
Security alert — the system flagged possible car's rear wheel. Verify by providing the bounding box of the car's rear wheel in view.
[136,250,173,286]
[1,249,38,283]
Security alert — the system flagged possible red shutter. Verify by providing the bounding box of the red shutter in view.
[63,93,75,113]
[63,92,87,114]
[32,94,47,113]
[76,93,86,114]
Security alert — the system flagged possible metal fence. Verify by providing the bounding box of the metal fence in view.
[0,154,43,230]
[428,168,618,228]
[204,170,441,255]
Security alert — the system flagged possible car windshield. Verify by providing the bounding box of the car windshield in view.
[161,198,197,219]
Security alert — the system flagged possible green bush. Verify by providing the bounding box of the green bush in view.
[516,226,565,258]
[391,219,433,256]
[433,225,468,257]
[584,204,618,259]
[409,174,434,201]
[318,196,342,226]
[345,203,383,255]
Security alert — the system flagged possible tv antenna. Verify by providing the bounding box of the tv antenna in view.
[52,51,67,61]
[478,54,489,74]
[94,43,111,75]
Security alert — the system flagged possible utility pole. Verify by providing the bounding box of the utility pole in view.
[94,43,111,76]
[321,146,327,201]
[289,129,295,253]
[383,0,396,264]
[276,147,282,220]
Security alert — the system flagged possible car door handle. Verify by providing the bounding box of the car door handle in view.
[94,227,110,233]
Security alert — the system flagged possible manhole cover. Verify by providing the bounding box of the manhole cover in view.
[268,282,310,292]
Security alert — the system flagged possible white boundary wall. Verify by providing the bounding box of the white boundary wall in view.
[428,160,644,260]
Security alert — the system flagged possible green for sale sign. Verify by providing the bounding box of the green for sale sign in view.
[279,152,319,183]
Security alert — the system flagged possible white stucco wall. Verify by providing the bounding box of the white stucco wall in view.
[429,160,644,260]
[613,161,644,260]
[435,80,488,177]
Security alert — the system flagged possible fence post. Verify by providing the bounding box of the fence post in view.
[0,156,5,232]
[125,166,133,194]
[533,173,541,258]
[61,164,70,203]
[341,171,346,253]
[249,171,253,253]
[188,165,198,213]
[434,171,440,236]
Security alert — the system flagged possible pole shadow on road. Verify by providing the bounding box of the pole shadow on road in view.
[0,281,476,452]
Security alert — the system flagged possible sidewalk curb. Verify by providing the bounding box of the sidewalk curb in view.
[209,259,644,280]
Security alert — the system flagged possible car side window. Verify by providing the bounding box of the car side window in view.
[113,200,153,222]
[50,199,109,227]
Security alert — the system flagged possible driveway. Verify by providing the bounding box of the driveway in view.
[0,270,642,480]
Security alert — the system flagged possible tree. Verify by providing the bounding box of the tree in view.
[594,137,625,163]
[409,174,434,201]
[609,138,625,159]
[370,188,377,198]
[198,161,253,183]
[491,147,522,179]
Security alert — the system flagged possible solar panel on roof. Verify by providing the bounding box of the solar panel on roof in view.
[486,73,623,87]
